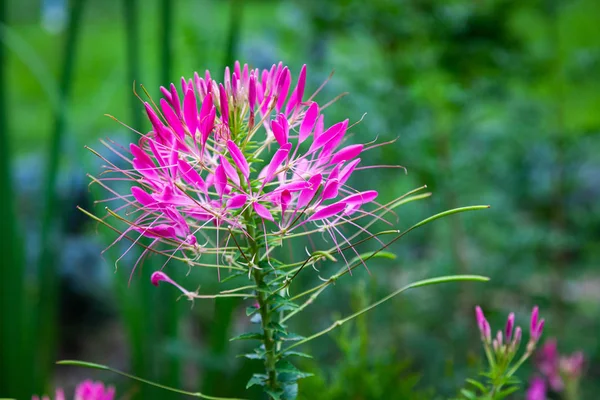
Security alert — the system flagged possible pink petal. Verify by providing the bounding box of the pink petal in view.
[263,143,291,185]
[297,174,322,208]
[214,164,227,197]
[276,67,291,112]
[309,120,347,153]
[227,194,248,209]
[131,186,156,208]
[330,144,363,165]
[178,159,207,192]
[169,83,182,117]
[299,102,319,143]
[219,155,240,186]
[339,158,361,185]
[183,88,199,135]
[321,178,340,201]
[226,140,250,179]
[342,190,378,206]
[253,202,274,221]
[309,201,347,221]
[270,119,287,147]
[160,98,185,140]
[219,83,229,125]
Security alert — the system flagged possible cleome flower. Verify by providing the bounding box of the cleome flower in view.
[90,61,401,287]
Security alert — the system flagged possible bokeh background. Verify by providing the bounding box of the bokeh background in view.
[1,0,599,399]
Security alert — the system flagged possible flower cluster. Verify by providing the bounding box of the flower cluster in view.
[94,61,386,285]
[32,380,115,400]
[526,339,585,400]
[461,306,545,399]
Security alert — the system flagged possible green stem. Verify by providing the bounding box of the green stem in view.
[284,275,488,353]
[246,216,279,392]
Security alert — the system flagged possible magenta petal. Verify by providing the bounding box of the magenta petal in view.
[219,83,229,125]
[227,194,248,209]
[214,164,227,197]
[131,186,156,208]
[295,65,306,105]
[253,202,274,221]
[321,178,340,201]
[178,159,207,192]
[297,174,322,208]
[339,158,361,185]
[276,67,291,112]
[219,155,240,186]
[342,190,378,206]
[160,98,185,140]
[309,120,347,153]
[249,73,256,111]
[330,144,363,165]
[270,119,286,147]
[299,102,319,143]
[226,140,250,178]
[263,143,291,185]
[183,88,199,135]
[309,201,347,221]
[170,83,182,117]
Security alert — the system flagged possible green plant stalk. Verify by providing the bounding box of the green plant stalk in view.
[245,216,279,392]
[36,0,86,391]
[0,3,33,398]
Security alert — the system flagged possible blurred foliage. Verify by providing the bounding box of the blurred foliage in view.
[1,0,599,398]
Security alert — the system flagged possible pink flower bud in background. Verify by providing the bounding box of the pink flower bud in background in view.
[529,306,544,342]
[475,306,491,342]
[505,312,515,341]
[511,326,522,351]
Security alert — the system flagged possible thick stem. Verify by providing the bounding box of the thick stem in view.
[246,217,279,392]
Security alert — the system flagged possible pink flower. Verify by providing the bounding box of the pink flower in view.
[560,351,584,379]
[526,377,547,400]
[32,380,115,400]
[90,61,393,281]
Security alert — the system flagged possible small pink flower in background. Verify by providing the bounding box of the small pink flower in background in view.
[531,338,586,397]
[32,380,115,400]
[526,377,547,400]
[560,351,585,379]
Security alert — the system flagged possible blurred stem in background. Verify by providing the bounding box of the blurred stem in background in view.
[117,1,159,399]
[0,2,33,398]
[549,0,568,336]
[36,0,86,392]
[123,0,142,132]
[157,0,184,397]
[200,0,244,395]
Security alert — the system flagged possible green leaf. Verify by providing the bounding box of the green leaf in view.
[229,332,264,341]
[271,294,299,312]
[282,350,313,359]
[267,321,287,333]
[460,389,476,399]
[246,373,268,389]
[465,378,486,393]
[246,305,259,316]
[264,388,283,400]
[497,386,520,399]
[282,383,299,400]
